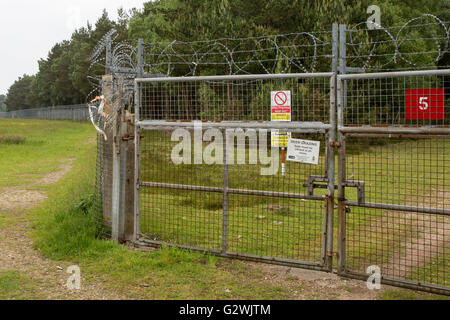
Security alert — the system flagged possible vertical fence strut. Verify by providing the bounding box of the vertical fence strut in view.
[133,81,141,242]
[222,130,229,254]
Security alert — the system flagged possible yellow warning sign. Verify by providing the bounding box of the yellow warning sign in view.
[271,113,291,121]
[271,131,291,147]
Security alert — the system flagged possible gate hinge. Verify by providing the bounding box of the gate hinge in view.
[122,134,135,141]
[327,251,338,257]
[329,141,341,148]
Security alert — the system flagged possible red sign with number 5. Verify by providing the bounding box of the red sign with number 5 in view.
[405,89,444,120]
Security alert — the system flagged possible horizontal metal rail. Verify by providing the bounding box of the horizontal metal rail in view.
[140,182,325,201]
[137,120,331,131]
[135,72,334,83]
[338,68,450,80]
[344,200,450,216]
[135,238,326,271]
[345,133,450,139]
[340,270,450,296]
[339,126,450,135]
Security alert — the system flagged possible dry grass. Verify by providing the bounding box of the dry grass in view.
[0,135,26,145]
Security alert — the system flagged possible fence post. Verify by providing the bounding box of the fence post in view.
[339,24,348,109]
[337,78,346,274]
[222,130,229,254]
[133,81,141,242]
[102,75,114,235]
[137,39,144,78]
[332,23,339,73]
[105,34,113,75]
[122,110,136,241]
[111,77,124,242]
[114,76,136,242]
[322,23,340,271]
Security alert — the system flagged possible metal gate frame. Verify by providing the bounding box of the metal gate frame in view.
[336,69,450,295]
[133,72,337,272]
[131,64,449,295]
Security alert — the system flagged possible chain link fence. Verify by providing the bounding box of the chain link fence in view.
[0,104,89,121]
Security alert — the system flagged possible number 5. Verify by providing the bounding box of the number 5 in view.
[419,97,429,110]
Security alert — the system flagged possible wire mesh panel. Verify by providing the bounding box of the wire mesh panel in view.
[342,72,449,126]
[135,73,334,270]
[341,135,449,292]
[138,128,223,251]
[139,75,332,123]
[337,70,450,294]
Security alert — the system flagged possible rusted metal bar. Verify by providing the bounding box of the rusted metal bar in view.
[343,200,450,216]
[135,238,326,271]
[140,182,325,201]
[339,126,450,135]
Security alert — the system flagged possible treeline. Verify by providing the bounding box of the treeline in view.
[3,0,450,111]
[4,10,130,111]
[0,94,6,112]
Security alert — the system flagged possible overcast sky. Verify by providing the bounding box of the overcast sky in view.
[0,0,145,94]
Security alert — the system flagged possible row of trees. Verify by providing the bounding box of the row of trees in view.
[0,94,6,112]
[3,0,450,111]
[3,10,129,111]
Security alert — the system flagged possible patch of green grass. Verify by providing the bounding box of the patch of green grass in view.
[0,270,41,300]
[380,289,449,300]
[0,119,94,188]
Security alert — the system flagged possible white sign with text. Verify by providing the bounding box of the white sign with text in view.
[287,139,320,165]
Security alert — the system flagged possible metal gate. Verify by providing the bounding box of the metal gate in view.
[132,69,449,294]
[337,69,450,295]
[133,73,337,271]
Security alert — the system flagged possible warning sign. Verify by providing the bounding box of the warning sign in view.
[271,91,291,121]
[271,130,291,148]
[287,139,320,165]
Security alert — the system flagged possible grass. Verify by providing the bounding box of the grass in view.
[0,119,304,299]
[380,288,449,300]
[0,135,26,145]
[0,119,94,189]
[0,270,41,300]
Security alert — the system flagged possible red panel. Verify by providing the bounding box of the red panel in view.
[405,89,445,120]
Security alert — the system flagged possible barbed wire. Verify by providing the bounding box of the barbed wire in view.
[86,14,450,123]
[346,14,449,71]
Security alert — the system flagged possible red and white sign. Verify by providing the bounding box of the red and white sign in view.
[405,89,444,120]
[271,91,291,121]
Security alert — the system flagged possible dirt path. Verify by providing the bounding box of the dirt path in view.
[0,159,122,300]
[381,192,450,279]
[243,262,382,300]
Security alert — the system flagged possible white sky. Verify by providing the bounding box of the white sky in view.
[0,0,146,94]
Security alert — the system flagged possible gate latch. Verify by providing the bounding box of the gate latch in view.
[343,180,366,205]
[303,175,337,196]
